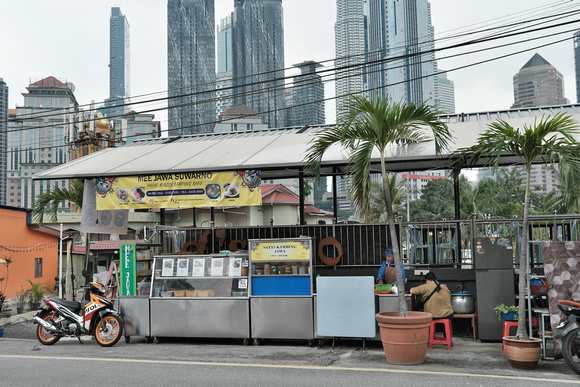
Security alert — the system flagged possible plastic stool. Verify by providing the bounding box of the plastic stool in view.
[429,319,453,350]
[502,321,518,353]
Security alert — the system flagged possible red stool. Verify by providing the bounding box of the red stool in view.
[502,321,518,353]
[429,319,453,350]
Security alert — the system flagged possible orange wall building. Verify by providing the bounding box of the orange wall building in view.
[0,205,61,298]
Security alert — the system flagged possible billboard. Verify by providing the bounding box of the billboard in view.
[95,170,261,210]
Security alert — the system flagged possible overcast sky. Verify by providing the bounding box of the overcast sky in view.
[1,0,578,129]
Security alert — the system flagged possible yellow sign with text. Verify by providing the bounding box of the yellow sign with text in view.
[249,240,311,262]
[94,170,262,210]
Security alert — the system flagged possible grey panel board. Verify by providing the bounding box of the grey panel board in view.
[250,297,314,339]
[475,269,516,340]
[316,276,376,338]
[119,296,150,337]
[474,237,514,269]
[150,298,250,338]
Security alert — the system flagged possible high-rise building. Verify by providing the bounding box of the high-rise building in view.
[103,7,131,119]
[574,30,580,103]
[366,0,435,105]
[288,61,325,126]
[167,0,216,135]
[216,14,234,120]
[511,53,569,109]
[434,68,455,114]
[232,0,285,128]
[7,76,79,208]
[217,14,233,74]
[0,78,8,205]
[334,0,367,114]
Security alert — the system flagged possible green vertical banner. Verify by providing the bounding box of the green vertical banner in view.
[120,243,136,296]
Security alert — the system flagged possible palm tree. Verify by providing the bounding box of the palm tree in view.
[368,175,406,222]
[305,95,452,316]
[31,179,84,224]
[450,113,580,340]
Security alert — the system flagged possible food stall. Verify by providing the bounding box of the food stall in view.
[148,252,250,340]
[248,238,315,342]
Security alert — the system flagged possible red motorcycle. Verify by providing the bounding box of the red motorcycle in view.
[34,282,124,347]
[556,299,580,375]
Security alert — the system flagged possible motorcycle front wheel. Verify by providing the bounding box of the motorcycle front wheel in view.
[94,314,124,347]
[35,310,61,345]
[562,327,580,375]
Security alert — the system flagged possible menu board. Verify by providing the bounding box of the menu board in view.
[211,258,224,276]
[176,258,189,276]
[192,258,205,277]
[229,257,242,277]
[161,259,174,277]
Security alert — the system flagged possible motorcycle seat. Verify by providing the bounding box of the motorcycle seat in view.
[50,297,82,310]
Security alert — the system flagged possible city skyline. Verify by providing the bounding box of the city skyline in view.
[0,0,578,131]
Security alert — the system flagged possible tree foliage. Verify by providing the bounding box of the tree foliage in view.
[31,179,84,224]
[450,113,580,341]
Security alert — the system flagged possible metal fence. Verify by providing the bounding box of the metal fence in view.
[156,214,580,269]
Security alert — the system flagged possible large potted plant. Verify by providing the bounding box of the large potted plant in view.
[305,95,453,364]
[25,279,49,310]
[451,113,580,369]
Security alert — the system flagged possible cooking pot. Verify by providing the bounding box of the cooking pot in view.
[451,291,475,314]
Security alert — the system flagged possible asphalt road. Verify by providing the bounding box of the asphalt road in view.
[1,318,578,386]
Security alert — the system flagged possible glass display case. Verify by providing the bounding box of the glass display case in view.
[150,254,249,298]
[149,253,250,339]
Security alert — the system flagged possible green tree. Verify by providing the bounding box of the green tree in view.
[31,179,84,224]
[305,95,452,316]
[451,113,580,340]
[410,178,455,221]
[368,174,406,222]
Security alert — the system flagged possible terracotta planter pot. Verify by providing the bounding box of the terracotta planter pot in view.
[376,311,433,365]
[503,336,542,370]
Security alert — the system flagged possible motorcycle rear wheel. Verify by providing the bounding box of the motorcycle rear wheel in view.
[562,327,580,375]
[94,314,124,347]
[35,311,61,345]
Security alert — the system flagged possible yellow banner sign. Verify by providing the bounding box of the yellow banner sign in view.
[95,170,262,210]
[249,240,311,262]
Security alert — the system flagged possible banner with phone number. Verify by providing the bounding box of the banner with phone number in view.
[95,170,261,210]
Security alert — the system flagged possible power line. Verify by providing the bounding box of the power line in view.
[2,4,579,151]
[4,2,579,127]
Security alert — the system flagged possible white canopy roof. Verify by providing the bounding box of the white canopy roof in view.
[33,105,580,181]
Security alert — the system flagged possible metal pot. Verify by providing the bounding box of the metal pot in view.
[451,292,475,314]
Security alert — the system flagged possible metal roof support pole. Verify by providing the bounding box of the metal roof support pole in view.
[299,169,305,225]
[332,168,338,223]
[454,174,462,266]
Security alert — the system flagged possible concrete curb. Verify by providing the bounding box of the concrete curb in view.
[0,310,37,326]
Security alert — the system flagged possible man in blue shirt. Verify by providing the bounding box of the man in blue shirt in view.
[377,247,406,286]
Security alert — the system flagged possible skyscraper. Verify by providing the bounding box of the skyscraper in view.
[0,78,7,205]
[217,14,233,74]
[334,0,367,114]
[434,68,455,114]
[7,77,79,208]
[233,0,285,128]
[104,7,131,119]
[167,0,216,135]
[216,14,234,120]
[366,0,435,105]
[288,61,325,126]
[511,53,569,109]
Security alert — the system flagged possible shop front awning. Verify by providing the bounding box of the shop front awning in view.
[33,104,580,181]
